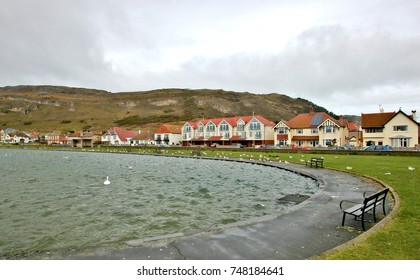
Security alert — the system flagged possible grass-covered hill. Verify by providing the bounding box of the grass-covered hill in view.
[0,85,336,132]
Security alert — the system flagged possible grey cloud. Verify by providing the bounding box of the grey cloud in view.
[163,25,420,97]
[0,1,117,88]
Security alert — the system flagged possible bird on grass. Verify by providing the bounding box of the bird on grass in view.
[408,166,415,171]
[104,176,111,185]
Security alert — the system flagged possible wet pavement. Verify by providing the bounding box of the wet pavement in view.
[39,158,394,260]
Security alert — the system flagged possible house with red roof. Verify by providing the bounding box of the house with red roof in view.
[101,127,139,146]
[181,115,275,147]
[274,108,349,148]
[154,124,182,146]
[348,122,362,147]
[361,109,418,148]
[130,130,155,146]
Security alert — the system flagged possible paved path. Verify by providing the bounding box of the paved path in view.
[45,159,392,260]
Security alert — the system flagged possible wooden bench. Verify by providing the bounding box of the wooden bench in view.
[305,157,324,168]
[340,188,389,230]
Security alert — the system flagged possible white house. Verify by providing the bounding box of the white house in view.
[101,127,138,146]
[182,115,275,147]
[154,124,182,146]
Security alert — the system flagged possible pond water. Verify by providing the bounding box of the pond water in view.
[0,149,317,257]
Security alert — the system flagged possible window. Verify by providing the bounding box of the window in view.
[278,140,287,146]
[224,132,230,139]
[392,138,409,147]
[366,128,383,133]
[249,120,261,130]
[197,123,204,132]
[183,126,191,133]
[237,122,245,131]
[323,126,335,133]
[220,123,229,131]
[297,129,303,134]
[278,127,288,134]
[255,131,262,139]
[310,140,318,147]
[206,124,215,132]
[311,128,318,134]
[323,139,333,146]
[393,125,408,132]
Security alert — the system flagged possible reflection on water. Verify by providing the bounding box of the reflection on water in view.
[0,149,317,257]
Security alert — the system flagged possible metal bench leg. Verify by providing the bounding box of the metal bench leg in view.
[361,212,366,231]
[341,213,347,226]
[372,207,377,222]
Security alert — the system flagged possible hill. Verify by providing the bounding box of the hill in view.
[0,85,338,132]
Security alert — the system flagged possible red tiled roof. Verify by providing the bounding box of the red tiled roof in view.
[292,136,319,140]
[361,112,396,128]
[287,112,332,128]
[230,136,247,141]
[348,122,359,132]
[277,134,288,140]
[155,124,182,134]
[208,136,223,141]
[109,127,138,141]
[192,136,206,141]
[184,115,275,129]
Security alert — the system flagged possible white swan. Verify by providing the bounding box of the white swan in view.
[104,176,111,185]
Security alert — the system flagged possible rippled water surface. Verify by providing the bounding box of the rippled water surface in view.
[0,149,317,257]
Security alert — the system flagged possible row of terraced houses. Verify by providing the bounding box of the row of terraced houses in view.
[1,108,419,149]
[181,108,419,149]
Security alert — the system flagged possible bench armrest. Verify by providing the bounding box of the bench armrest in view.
[339,200,360,210]
[363,190,376,198]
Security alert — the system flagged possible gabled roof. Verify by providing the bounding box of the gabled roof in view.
[107,127,138,141]
[361,112,396,128]
[348,122,359,132]
[286,112,343,129]
[361,110,418,128]
[155,124,182,134]
[183,115,275,129]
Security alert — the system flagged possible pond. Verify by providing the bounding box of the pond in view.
[0,149,318,257]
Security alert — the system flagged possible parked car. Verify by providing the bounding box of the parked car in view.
[363,145,391,151]
[332,144,352,150]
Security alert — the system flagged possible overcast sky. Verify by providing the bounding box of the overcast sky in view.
[1,0,419,117]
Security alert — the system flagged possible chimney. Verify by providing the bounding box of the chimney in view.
[412,110,417,121]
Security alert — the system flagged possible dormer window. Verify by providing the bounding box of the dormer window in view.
[206,124,215,132]
[249,120,261,130]
[219,122,229,131]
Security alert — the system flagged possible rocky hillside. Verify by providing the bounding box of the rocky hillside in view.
[0,85,337,132]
